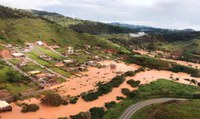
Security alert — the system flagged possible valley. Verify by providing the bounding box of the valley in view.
[0,5,200,119]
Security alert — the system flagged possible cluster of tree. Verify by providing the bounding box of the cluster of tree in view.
[41,93,67,107]
[124,67,145,77]
[0,5,35,18]
[69,21,135,35]
[6,71,28,83]
[82,75,125,101]
[70,112,91,119]
[21,104,39,113]
[70,107,105,119]
[127,79,141,87]
[126,55,200,77]
[121,88,137,98]
[193,93,200,99]
[105,101,116,109]
[170,65,200,77]
[69,97,78,104]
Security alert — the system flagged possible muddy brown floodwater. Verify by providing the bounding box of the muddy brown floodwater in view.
[0,60,199,119]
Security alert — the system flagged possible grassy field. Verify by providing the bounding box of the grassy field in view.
[0,60,38,95]
[21,62,46,72]
[132,100,200,119]
[103,79,200,119]
[36,46,65,60]
[27,51,51,66]
[9,59,21,65]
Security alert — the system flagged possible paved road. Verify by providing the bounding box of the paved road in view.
[119,98,187,119]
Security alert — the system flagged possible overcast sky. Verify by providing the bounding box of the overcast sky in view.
[1,0,200,30]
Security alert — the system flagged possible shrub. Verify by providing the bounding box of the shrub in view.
[98,84,112,95]
[41,93,63,107]
[124,71,136,76]
[89,107,105,119]
[82,92,99,101]
[62,100,69,105]
[70,112,91,119]
[70,97,78,104]
[127,80,141,87]
[198,82,200,87]
[191,79,197,84]
[105,101,116,109]
[121,88,131,96]
[193,93,200,99]
[82,75,125,101]
[21,104,39,113]
[116,96,125,100]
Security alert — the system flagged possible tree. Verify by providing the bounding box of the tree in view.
[70,112,91,119]
[41,93,63,107]
[21,104,39,113]
[6,71,22,83]
[89,107,105,119]
[105,101,116,109]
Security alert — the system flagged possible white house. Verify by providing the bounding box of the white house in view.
[0,100,12,112]
[63,60,74,64]
[67,47,74,54]
[12,53,25,57]
[36,41,43,46]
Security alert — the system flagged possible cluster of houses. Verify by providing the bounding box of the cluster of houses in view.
[0,100,12,112]
[28,70,57,84]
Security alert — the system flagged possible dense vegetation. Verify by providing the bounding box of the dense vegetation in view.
[126,55,200,77]
[89,107,105,119]
[69,21,135,35]
[21,104,39,113]
[0,5,35,18]
[127,80,141,87]
[131,100,200,119]
[82,75,125,101]
[41,93,65,107]
[103,79,200,119]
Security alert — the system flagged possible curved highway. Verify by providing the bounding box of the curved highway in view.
[119,98,187,119]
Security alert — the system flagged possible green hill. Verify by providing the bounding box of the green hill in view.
[0,5,127,51]
[31,10,136,35]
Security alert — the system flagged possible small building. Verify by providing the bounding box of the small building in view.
[28,70,41,75]
[35,73,48,79]
[40,55,52,61]
[0,100,12,112]
[5,44,12,48]
[36,41,43,46]
[22,48,32,53]
[84,61,97,67]
[85,44,91,50]
[67,47,74,54]
[63,60,74,64]
[55,62,64,67]
[12,53,25,57]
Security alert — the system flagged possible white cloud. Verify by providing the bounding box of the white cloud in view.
[0,0,63,10]
[0,0,200,30]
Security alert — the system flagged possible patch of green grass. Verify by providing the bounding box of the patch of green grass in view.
[132,100,200,119]
[49,67,71,78]
[21,62,45,72]
[9,59,21,65]
[5,83,31,95]
[27,51,50,66]
[103,79,200,119]
[36,46,64,60]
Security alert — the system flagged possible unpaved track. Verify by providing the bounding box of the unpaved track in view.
[119,98,187,119]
